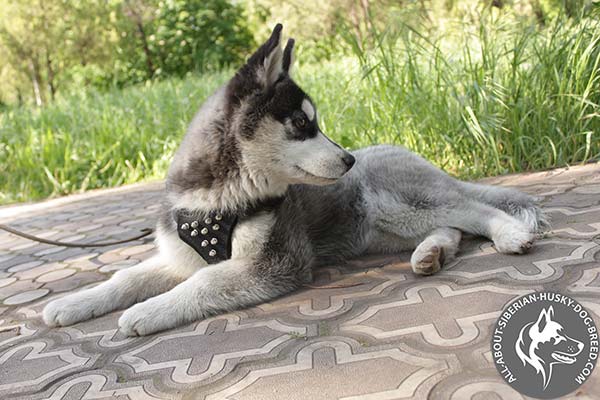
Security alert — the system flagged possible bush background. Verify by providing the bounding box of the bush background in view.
[1,0,599,204]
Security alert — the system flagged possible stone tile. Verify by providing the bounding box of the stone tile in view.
[120,218,147,227]
[130,249,156,262]
[88,226,133,238]
[33,246,68,257]
[7,260,45,273]
[8,241,39,252]
[38,247,91,263]
[0,279,42,301]
[119,244,155,257]
[42,271,104,293]
[3,288,49,305]
[15,262,66,280]
[574,184,600,194]
[0,277,17,288]
[69,214,94,222]
[99,259,140,273]
[59,234,87,243]
[208,340,454,400]
[0,163,598,400]
[63,253,99,264]
[36,268,77,283]
[91,215,121,224]
[96,249,129,264]
[50,221,84,232]
[0,238,22,251]
[71,259,103,272]
[75,223,104,233]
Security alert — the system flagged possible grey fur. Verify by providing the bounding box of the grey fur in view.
[43,25,548,336]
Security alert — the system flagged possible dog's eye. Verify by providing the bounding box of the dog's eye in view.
[294,116,307,129]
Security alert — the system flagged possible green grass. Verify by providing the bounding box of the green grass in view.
[0,72,230,204]
[311,16,600,177]
[1,16,599,205]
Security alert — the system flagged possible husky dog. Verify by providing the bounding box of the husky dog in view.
[516,306,584,389]
[43,24,547,336]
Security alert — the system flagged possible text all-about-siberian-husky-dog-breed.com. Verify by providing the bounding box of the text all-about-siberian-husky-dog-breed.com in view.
[44,24,548,336]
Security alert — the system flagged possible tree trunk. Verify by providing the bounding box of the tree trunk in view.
[45,50,56,100]
[136,20,155,78]
[125,4,155,78]
[29,59,43,107]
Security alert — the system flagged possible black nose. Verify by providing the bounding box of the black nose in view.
[342,153,355,170]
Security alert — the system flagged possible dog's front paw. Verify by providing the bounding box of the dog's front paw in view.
[411,245,444,275]
[493,224,535,254]
[43,294,97,327]
[118,298,176,336]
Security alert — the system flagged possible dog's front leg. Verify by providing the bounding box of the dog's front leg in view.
[43,256,196,327]
[118,257,299,336]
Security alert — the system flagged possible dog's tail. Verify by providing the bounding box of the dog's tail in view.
[458,181,550,233]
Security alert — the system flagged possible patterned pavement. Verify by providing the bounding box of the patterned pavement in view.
[1,164,600,399]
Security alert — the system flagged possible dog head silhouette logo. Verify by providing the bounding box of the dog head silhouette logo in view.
[492,292,597,399]
[515,305,584,389]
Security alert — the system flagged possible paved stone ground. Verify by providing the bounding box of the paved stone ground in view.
[1,164,600,400]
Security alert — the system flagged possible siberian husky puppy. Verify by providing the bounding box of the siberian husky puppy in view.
[44,24,547,335]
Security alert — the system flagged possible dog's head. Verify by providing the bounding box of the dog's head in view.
[226,24,355,186]
[515,306,584,389]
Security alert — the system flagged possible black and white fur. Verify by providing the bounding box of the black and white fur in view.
[43,25,548,336]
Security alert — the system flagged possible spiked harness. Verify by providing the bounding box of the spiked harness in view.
[175,197,284,264]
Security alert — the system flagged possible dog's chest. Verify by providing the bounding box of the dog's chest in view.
[231,212,276,258]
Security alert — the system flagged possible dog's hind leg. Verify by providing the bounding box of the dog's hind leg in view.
[444,200,535,254]
[118,257,300,336]
[43,256,196,327]
[410,227,462,275]
[458,181,549,232]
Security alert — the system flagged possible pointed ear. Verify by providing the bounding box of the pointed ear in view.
[246,23,284,88]
[536,307,551,332]
[282,38,295,75]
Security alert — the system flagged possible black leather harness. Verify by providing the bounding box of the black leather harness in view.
[174,196,284,264]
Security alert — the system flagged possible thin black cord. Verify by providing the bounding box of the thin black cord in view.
[0,224,153,248]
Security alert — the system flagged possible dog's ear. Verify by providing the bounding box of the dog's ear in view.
[226,24,287,112]
[246,23,284,88]
[282,38,295,75]
[535,307,553,332]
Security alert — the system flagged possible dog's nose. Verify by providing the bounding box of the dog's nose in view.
[342,153,355,170]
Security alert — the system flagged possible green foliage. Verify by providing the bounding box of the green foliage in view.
[1,1,600,204]
[245,0,599,63]
[0,0,118,104]
[0,0,255,103]
[2,13,599,204]
[113,0,255,84]
[152,0,254,75]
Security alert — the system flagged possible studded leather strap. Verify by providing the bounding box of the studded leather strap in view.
[176,210,236,264]
[174,196,284,264]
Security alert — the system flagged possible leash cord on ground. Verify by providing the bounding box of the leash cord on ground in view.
[0,224,153,248]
